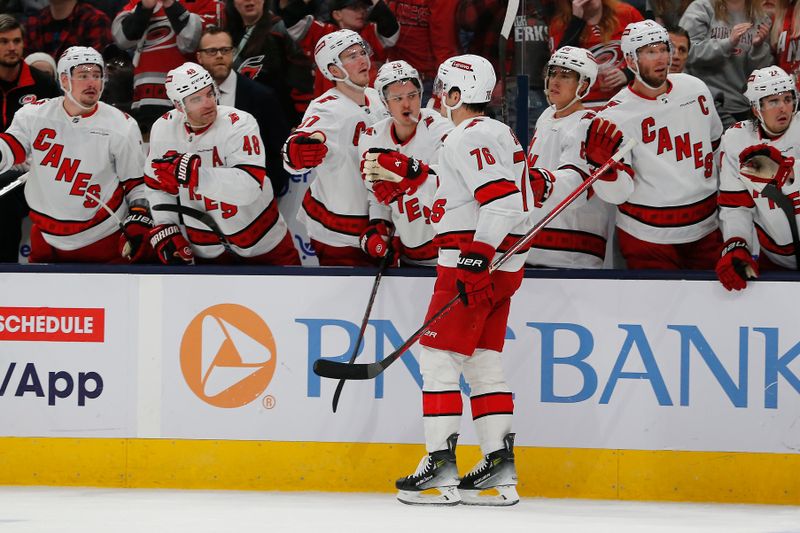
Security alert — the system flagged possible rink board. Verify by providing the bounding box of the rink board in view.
[0,270,798,504]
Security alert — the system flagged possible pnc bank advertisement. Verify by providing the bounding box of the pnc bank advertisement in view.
[1,271,799,455]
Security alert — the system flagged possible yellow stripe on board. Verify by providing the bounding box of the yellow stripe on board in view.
[0,438,797,505]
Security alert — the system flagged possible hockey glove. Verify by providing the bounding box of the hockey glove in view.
[362,148,430,196]
[371,181,405,205]
[284,131,328,170]
[150,151,201,195]
[585,118,624,180]
[359,219,400,264]
[715,237,758,291]
[149,224,194,266]
[739,144,795,189]
[456,241,495,306]
[529,167,554,208]
[118,200,154,262]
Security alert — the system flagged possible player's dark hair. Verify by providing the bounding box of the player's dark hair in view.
[447,88,489,114]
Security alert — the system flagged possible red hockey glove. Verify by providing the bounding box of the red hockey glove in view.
[118,201,154,262]
[739,143,795,189]
[585,118,623,175]
[149,224,194,265]
[715,237,758,291]
[456,241,495,306]
[529,167,554,208]
[371,181,405,205]
[362,148,430,196]
[359,219,400,264]
[284,131,327,170]
[149,151,201,195]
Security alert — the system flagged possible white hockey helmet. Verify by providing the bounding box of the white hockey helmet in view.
[165,62,216,112]
[57,46,105,111]
[314,29,369,83]
[374,60,422,104]
[547,46,598,101]
[621,20,671,58]
[745,66,798,135]
[434,54,496,105]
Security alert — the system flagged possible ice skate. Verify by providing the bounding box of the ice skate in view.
[396,433,461,506]
[458,433,519,506]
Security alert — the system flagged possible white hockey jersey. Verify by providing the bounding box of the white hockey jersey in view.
[433,115,531,272]
[0,98,145,251]
[357,109,452,266]
[147,105,290,259]
[526,107,612,269]
[592,73,724,244]
[285,88,385,248]
[718,118,800,269]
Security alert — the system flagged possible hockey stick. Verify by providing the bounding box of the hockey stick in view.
[152,203,238,259]
[759,183,800,270]
[0,172,28,199]
[313,138,638,381]
[330,227,396,413]
[83,188,141,259]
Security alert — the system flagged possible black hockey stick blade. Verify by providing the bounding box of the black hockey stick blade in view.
[152,203,238,259]
[760,183,800,269]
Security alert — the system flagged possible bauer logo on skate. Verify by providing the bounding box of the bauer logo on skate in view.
[180,304,276,408]
[0,307,104,342]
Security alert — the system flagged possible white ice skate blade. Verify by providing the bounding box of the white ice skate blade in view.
[397,486,461,506]
[459,485,519,506]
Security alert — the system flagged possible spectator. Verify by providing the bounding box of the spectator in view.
[0,15,60,263]
[717,66,800,290]
[549,0,644,108]
[195,26,292,196]
[389,0,459,98]
[0,47,148,264]
[457,0,549,145]
[667,24,690,72]
[25,0,113,59]
[770,0,800,91]
[590,20,724,270]
[146,63,300,265]
[680,0,773,128]
[24,51,57,79]
[112,0,222,135]
[281,30,384,266]
[226,0,314,126]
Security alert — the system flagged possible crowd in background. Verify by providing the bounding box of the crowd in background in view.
[0,0,799,273]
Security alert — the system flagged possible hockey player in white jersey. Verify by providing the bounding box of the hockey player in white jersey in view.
[358,60,452,266]
[281,29,384,266]
[526,46,614,269]
[145,62,300,265]
[590,20,724,269]
[368,55,549,506]
[716,66,800,290]
[0,46,149,263]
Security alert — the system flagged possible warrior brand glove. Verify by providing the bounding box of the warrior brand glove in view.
[149,151,201,195]
[585,118,624,181]
[149,224,194,265]
[529,168,554,208]
[284,131,328,170]
[359,219,400,263]
[362,148,430,196]
[118,200,154,262]
[456,241,495,306]
[716,237,758,291]
[739,143,795,189]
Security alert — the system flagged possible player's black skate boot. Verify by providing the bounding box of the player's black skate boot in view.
[396,433,460,505]
[458,433,519,506]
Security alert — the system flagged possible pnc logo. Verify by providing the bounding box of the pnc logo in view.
[180,304,276,408]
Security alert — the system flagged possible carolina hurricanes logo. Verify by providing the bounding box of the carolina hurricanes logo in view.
[142,19,175,50]
[238,56,264,80]
[19,94,37,105]
[590,41,625,73]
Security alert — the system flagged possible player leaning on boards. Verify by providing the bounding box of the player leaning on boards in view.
[716,66,800,290]
[590,20,725,269]
[365,54,574,506]
[0,46,149,263]
[145,62,300,265]
[282,29,385,266]
[358,60,453,267]
[525,46,615,269]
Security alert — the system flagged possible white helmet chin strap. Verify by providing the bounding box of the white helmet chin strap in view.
[630,50,670,92]
[755,107,793,138]
[63,77,102,113]
[331,57,370,93]
[441,97,463,122]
